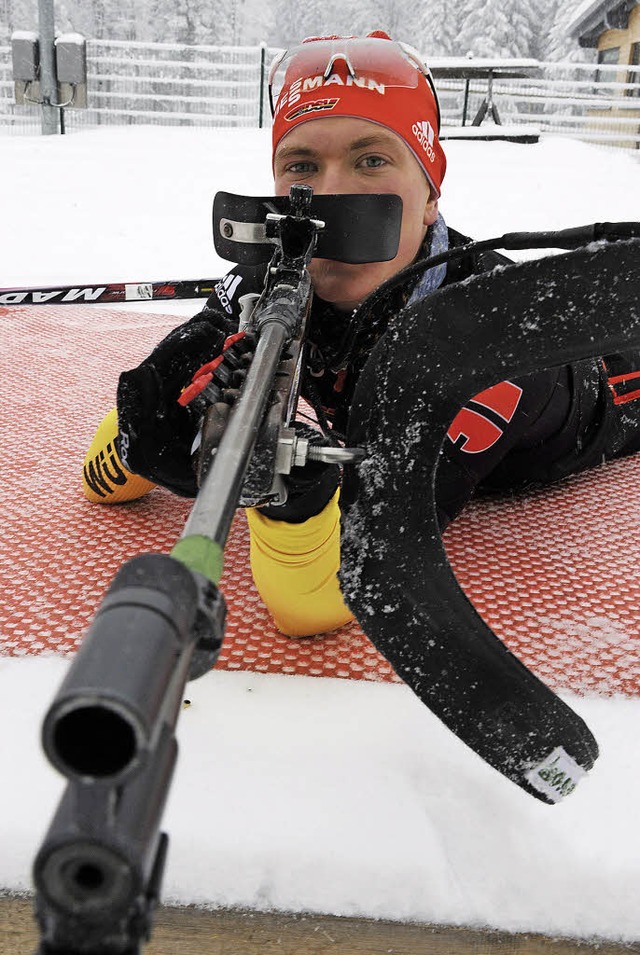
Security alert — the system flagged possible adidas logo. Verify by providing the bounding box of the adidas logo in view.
[83,441,127,498]
[411,120,436,162]
[215,273,243,314]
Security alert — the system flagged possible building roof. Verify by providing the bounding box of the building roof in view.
[567,0,638,45]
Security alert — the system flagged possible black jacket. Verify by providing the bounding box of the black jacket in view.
[205,228,639,525]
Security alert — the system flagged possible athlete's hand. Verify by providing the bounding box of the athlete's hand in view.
[117,308,234,496]
[258,423,341,523]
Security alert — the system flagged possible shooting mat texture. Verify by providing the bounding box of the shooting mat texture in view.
[1,305,639,696]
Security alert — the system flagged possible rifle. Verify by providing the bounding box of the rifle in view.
[33,185,637,950]
[31,183,402,955]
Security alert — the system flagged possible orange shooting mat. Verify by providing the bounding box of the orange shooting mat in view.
[2,305,638,696]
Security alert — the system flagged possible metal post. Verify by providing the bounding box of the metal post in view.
[258,42,266,128]
[462,78,470,126]
[38,0,59,134]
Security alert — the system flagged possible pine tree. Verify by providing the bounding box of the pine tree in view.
[266,0,422,48]
[235,0,274,46]
[266,0,318,47]
[545,0,593,62]
[503,0,537,57]
[416,0,466,56]
[457,0,521,57]
[364,0,421,40]
[3,0,39,36]
[523,0,553,60]
[0,0,12,41]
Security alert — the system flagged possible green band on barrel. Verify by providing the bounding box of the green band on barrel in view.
[171,536,224,584]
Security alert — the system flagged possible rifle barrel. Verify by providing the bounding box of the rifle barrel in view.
[42,555,200,783]
[181,318,290,547]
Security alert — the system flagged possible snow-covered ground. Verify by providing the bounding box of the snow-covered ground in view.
[1,127,640,942]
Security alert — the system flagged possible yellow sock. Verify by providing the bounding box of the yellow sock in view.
[82,408,156,504]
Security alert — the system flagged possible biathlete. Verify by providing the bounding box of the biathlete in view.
[82,32,640,637]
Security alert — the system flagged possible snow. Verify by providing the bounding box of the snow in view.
[564,0,608,37]
[431,56,540,68]
[1,126,640,942]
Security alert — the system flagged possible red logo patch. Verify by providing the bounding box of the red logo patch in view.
[285,98,339,122]
[447,381,523,454]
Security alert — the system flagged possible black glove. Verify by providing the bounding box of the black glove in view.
[117,307,235,496]
[258,423,341,524]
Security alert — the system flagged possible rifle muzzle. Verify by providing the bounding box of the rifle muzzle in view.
[41,554,200,783]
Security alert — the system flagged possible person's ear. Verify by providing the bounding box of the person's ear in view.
[423,192,439,227]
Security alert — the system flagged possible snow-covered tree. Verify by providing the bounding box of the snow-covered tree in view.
[544,0,594,62]
[457,0,521,57]
[267,0,332,47]
[363,0,421,40]
[1,0,597,59]
[2,0,36,34]
[416,0,466,57]
[233,0,274,47]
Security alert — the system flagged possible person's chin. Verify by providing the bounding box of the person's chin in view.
[310,260,378,311]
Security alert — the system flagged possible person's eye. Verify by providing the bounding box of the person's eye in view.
[358,155,387,169]
[285,161,317,174]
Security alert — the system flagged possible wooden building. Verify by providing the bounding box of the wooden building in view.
[568,0,640,146]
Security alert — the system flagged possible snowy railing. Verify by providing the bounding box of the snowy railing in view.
[0,40,276,134]
[436,60,640,148]
[1,41,639,150]
[75,40,275,129]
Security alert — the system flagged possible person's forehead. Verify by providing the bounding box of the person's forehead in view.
[274,117,407,159]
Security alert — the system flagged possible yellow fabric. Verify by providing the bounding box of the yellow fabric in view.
[82,408,156,503]
[246,490,353,638]
[82,409,350,637]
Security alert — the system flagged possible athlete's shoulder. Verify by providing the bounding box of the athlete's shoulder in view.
[206,262,267,320]
[445,226,513,285]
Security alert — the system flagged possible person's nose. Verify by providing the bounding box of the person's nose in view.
[314,164,350,195]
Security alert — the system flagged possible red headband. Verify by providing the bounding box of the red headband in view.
[270,32,446,197]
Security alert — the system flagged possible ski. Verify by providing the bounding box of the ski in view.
[0,278,217,307]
